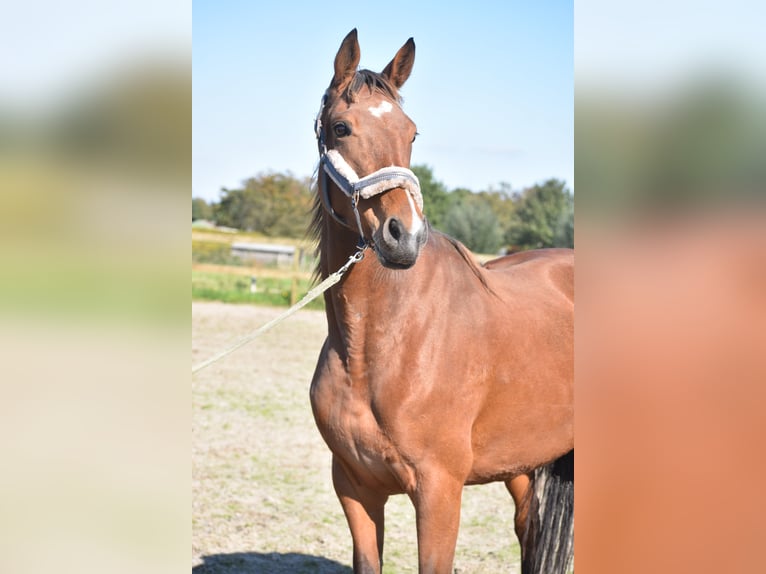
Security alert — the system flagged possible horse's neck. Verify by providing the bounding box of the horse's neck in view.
[321,236,428,353]
[325,245,403,324]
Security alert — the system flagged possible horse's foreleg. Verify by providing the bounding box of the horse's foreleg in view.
[332,456,387,574]
[506,473,538,574]
[411,471,464,574]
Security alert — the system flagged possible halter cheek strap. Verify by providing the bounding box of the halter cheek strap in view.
[314,94,423,241]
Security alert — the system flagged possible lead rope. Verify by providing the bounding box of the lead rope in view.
[192,246,366,375]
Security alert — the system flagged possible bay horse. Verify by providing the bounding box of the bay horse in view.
[309,29,573,574]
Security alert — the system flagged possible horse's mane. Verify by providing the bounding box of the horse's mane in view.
[343,68,402,105]
[307,187,325,282]
[438,230,494,293]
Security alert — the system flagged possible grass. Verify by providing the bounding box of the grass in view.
[192,227,316,257]
[192,270,324,310]
[192,239,245,266]
[192,225,323,309]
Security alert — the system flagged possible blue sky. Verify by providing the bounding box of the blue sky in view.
[193,1,573,202]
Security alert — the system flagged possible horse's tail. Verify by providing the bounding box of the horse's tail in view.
[527,449,574,574]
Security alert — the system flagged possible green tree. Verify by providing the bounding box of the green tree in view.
[555,191,574,247]
[192,197,213,221]
[506,179,574,250]
[477,182,516,233]
[412,164,450,230]
[443,195,503,254]
[214,172,313,237]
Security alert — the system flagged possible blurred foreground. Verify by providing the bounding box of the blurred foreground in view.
[0,2,189,573]
[576,3,766,572]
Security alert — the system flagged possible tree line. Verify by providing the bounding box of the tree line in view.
[193,166,573,253]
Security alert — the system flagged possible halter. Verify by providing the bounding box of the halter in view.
[314,93,423,244]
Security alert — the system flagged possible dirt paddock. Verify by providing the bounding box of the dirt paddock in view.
[193,301,521,573]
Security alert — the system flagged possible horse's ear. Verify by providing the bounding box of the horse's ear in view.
[331,29,361,91]
[382,38,415,89]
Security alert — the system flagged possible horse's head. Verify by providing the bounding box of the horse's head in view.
[315,29,426,269]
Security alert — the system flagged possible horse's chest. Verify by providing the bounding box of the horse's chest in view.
[311,370,408,492]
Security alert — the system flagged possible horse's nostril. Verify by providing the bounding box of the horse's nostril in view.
[377,215,423,268]
[388,218,402,241]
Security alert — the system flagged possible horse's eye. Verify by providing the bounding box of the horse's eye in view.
[333,122,351,137]
[412,131,419,143]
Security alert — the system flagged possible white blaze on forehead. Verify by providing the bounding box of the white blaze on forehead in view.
[368,100,393,118]
[405,191,424,234]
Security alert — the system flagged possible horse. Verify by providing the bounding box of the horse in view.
[308,29,574,574]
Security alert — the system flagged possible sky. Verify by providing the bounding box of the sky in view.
[192,1,573,202]
[576,1,766,93]
[1,1,761,205]
[0,0,190,107]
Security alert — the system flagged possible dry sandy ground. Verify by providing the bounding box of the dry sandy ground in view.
[192,301,521,573]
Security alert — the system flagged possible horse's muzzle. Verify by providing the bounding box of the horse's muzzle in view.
[374,215,427,269]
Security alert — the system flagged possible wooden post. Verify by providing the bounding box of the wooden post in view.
[290,247,300,306]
